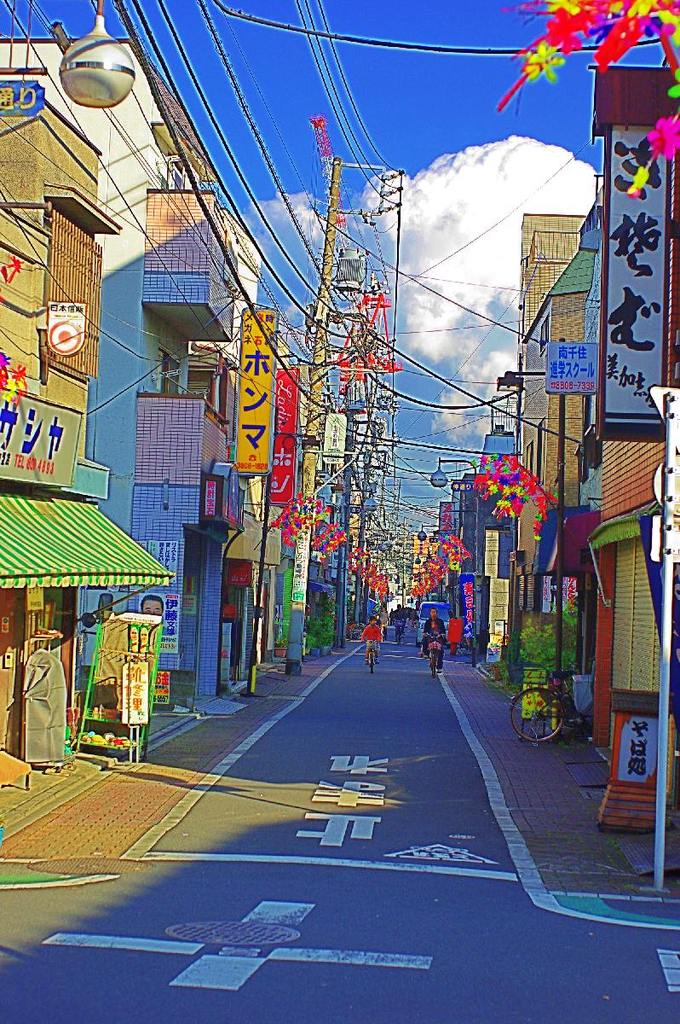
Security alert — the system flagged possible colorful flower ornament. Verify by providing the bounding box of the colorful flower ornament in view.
[499,1,680,178]
[474,455,556,540]
[410,534,471,598]
[0,351,27,406]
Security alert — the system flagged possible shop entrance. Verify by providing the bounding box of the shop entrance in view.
[0,589,23,757]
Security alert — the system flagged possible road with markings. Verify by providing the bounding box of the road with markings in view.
[2,637,680,1022]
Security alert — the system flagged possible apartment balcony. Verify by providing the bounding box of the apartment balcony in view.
[143,190,234,341]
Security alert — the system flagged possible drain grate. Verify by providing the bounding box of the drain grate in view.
[165,921,300,946]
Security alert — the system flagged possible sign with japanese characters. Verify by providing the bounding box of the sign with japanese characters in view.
[271,367,299,507]
[323,412,347,461]
[450,481,473,493]
[0,80,44,118]
[459,572,475,640]
[154,670,170,705]
[546,341,598,394]
[122,661,150,726]
[236,309,277,475]
[615,713,658,785]
[140,544,180,655]
[47,302,87,357]
[291,531,311,606]
[439,502,455,534]
[0,396,80,486]
[271,434,297,507]
[601,128,668,439]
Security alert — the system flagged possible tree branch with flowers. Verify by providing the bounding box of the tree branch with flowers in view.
[499,2,680,188]
[473,455,556,540]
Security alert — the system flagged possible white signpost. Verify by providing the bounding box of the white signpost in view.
[649,386,680,891]
[47,301,87,357]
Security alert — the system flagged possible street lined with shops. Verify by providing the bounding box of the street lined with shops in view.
[2,640,680,1021]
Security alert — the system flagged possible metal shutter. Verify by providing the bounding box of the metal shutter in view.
[631,537,659,691]
[612,538,635,690]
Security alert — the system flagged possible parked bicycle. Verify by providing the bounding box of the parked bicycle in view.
[509,671,587,743]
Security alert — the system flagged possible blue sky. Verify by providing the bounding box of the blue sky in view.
[8,2,665,514]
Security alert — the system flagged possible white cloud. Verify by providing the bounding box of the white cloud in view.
[363,135,596,456]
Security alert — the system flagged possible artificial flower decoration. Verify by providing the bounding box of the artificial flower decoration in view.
[271,494,326,548]
[499,1,680,191]
[313,522,348,561]
[474,455,556,540]
[0,351,27,406]
[410,535,471,598]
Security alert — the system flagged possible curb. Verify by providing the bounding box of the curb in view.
[1,763,107,843]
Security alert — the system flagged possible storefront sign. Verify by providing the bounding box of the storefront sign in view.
[546,341,598,394]
[450,481,473,493]
[487,634,503,663]
[459,573,474,640]
[439,502,455,534]
[271,434,297,507]
[0,80,44,117]
[291,531,311,606]
[323,412,347,461]
[201,471,244,528]
[226,559,253,588]
[0,396,81,487]
[26,588,44,613]
[146,541,180,574]
[47,302,87,357]
[600,128,668,439]
[154,669,170,705]
[614,712,658,785]
[275,367,300,434]
[236,309,276,475]
[122,661,150,725]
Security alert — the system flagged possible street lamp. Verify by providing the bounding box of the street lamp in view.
[60,0,136,109]
[430,462,448,488]
[416,527,427,542]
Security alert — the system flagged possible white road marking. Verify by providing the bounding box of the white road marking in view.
[658,950,680,992]
[243,901,315,926]
[122,650,357,861]
[297,813,382,847]
[142,851,518,882]
[312,781,385,807]
[385,844,498,865]
[171,955,266,991]
[44,933,203,955]
[44,899,433,992]
[329,756,388,775]
[268,948,432,969]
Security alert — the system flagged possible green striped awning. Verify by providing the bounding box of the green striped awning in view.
[0,495,173,589]
[589,508,652,551]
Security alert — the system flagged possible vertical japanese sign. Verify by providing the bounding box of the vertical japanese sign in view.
[236,309,277,475]
[600,128,668,439]
[122,661,150,726]
[615,713,658,785]
[323,412,347,461]
[291,532,310,607]
[142,541,180,655]
[271,367,299,507]
[459,573,474,640]
[439,502,455,534]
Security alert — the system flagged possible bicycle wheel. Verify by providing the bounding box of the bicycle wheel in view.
[369,652,375,674]
[510,686,563,743]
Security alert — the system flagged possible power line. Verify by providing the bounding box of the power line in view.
[315,0,390,168]
[209,2,654,56]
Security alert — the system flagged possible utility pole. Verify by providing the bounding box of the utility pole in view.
[334,412,354,647]
[286,156,342,675]
[554,393,566,673]
[247,472,272,695]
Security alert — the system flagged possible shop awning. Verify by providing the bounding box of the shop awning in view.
[589,507,654,551]
[309,580,335,595]
[546,510,601,574]
[0,495,172,589]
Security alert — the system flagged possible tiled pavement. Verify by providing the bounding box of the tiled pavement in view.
[442,661,665,896]
[0,653,340,867]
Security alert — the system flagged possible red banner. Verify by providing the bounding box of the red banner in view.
[272,368,299,507]
[275,367,299,434]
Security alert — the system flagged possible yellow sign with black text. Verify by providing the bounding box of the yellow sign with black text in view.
[236,309,277,476]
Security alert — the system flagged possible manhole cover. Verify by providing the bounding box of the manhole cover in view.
[165,921,300,946]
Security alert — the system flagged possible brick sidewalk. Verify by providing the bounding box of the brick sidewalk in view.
[442,662,656,895]
[0,651,342,867]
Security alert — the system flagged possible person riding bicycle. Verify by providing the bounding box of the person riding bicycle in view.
[394,605,406,643]
[361,617,383,664]
[422,608,446,670]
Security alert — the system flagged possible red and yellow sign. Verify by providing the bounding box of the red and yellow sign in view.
[236,309,277,475]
